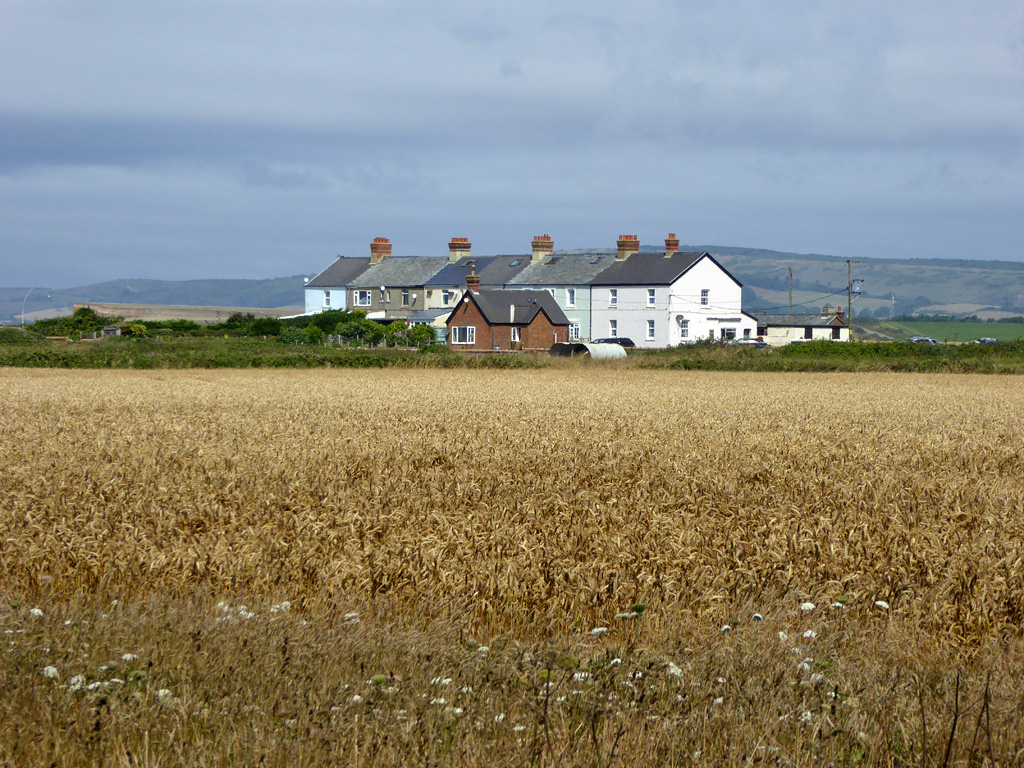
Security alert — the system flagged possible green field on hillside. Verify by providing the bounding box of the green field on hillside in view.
[877,320,1024,342]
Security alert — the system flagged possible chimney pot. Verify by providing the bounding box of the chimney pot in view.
[449,237,471,263]
[665,232,680,258]
[616,234,640,261]
[531,234,554,262]
[370,237,392,265]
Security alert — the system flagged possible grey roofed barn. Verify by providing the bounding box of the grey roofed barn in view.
[506,253,620,286]
[305,256,371,288]
[749,311,846,327]
[590,251,722,286]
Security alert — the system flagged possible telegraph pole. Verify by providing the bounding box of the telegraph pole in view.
[846,260,859,337]
[788,267,793,315]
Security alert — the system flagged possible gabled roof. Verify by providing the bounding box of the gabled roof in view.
[305,257,372,288]
[506,253,619,286]
[448,290,569,326]
[750,312,846,328]
[426,256,532,288]
[590,251,715,286]
[349,256,449,288]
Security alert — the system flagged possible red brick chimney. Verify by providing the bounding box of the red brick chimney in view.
[465,261,481,293]
[370,237,392,265]
[616,234,639,261]
[449,237,471,263]
[665,233,679,258]
[531,234,553,263]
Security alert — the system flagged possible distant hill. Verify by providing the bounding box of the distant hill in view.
[4,247,1024,325]
[1,276,310,325]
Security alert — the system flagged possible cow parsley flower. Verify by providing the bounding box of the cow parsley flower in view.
[41,666,58,679]
[29,608,44,618]
[800,602,815,612]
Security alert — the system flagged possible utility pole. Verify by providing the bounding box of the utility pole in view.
[846,260,859,338]
[788,267,793,315]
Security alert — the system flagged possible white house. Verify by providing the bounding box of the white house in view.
[590,235,757,346]
[750,308,850,346]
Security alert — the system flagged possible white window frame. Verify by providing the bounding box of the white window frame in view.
[646,319,655,340]
[566,288,576,308]
[609,319,618,337]
[354,290,372,307]
[679,319,689,339]
[322,290,331,307]
[647,288,656,306]
[701,289,709,306]
[568,323,580,341]
[511,327,521,343]
[442,290,452,306]
[609,289,618,307]
[451,326,476,345]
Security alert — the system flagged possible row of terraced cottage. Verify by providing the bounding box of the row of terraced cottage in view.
[304,235,850,351]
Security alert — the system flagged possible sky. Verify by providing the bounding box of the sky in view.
[2,0,1023,288]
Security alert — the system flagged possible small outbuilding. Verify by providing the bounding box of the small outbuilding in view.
[750,307,850,346]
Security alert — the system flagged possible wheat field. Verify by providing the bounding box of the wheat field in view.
[2,368,1024,766]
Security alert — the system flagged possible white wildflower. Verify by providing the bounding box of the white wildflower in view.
[30,608,44,618]
[713,697,724,706]
[615,612,638,620]
[809,673,823,684]
[802,629,817,639]
[121,653,138,663]
[573,671,590,682]
[494,713,506,723]
[430,697,447,706]
[609,658,622,666]
[87,681,105,691]
[64,620,73,626]
[800,602,815,612]
[68,675,86,691]
[216,601,231,612]
[108,678,124,685]
[831,602,846,610]
[270,601,291,614]
[459,686,474,694]
[452,707,464,716]
[800,710,812,722]
[667,662,683,677]
[797,659,813,673]
[777,631,788,643]
[431,677,452,686]
[477,646,489,654]
[41,666,58,679]
[343,612,360,623]
[590,627,608,635]
[349,694,363,704]
[513,725,527,733]
[720,624,731,633]
[156,689,173,701]
[874,600,890,611]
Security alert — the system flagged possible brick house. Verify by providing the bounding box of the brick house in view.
[445,269,569,351]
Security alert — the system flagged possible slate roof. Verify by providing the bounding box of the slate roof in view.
[426,256,532,288]
[590,251,713,286]
[506,253,619,286]
[448,290,569,326]
[305,257,371,288]
[750,312,846,327]
[349,256,449,289]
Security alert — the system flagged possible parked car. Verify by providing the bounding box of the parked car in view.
[731,338,769,348]
[591,337,636,348]
[972,338,999,344]
[908,336,940,345]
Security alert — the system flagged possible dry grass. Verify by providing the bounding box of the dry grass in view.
[2,368,1024,765]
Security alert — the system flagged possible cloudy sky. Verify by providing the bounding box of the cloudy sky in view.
[2,0,1023,288]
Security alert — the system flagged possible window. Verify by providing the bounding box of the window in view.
[442,290,452,306]
[451,326,476,345]
[804,327,813,339]
[322,290,331,307]
[723,327,736,340]
[609,319,618,337]
[647,288,656,306]
[743,328,751,339]
[402,289,410,307]
[569,323,580,341]
[354,290,372,307]
[700,289,709,306]
[646,320,655,340]
[679,319,689,339]
[566,288,576,307]
[832,326,841,340]
[511,327,521,343]
[609,289,618,307]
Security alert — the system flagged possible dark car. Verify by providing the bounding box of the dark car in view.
[591,337,636,348]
